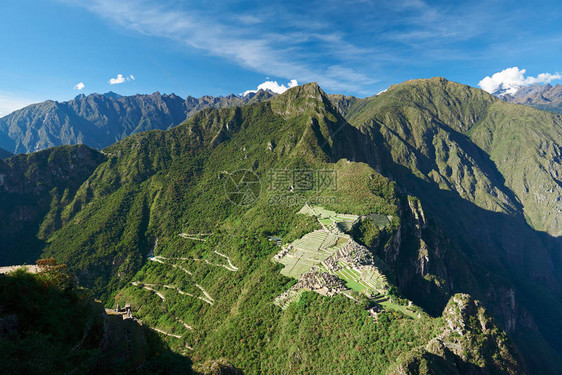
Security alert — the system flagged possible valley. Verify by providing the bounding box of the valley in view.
[1,79,560,373]
[4,1,559,373]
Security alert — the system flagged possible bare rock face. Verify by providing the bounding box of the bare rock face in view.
[0,90,276,154]
[502,83,562,114]
[436,294,524,374]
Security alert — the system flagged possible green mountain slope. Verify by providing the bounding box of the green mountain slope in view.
[0,145,105,265]
[0,263,197,374]
[469,101,562,235]
[333,77,562,372]
[1,81,560,373]
[0,90,276,154]
[39,84,363,297]
[340,77,562,236]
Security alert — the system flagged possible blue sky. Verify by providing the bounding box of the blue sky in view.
[1,0,562,115]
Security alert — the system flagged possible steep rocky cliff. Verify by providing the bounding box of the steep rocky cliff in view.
[0,90,276,154]
[0,145,105,265]
[388,294,525,375]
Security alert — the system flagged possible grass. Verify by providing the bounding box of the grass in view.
[363,213,392,229]
[380,301,418,319]
[335,268,366,292]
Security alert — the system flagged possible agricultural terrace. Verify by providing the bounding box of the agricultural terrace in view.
[275,205,391,302]
[277,230,350,278]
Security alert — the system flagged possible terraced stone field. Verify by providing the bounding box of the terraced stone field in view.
[277,230,350,278]
[274,205,394,308]
[333,261,388,295]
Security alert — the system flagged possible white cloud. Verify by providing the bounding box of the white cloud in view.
[478,67,562,96]
[73,82,85,90]
[109,74,125,85]
[108,74,134,85]
[0,93,37,117]
[243,79,298,96]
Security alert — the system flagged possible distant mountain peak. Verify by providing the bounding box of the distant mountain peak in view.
[500,83,562,113]
[269,82,330,118]
[103,91,123,100]
[491,84,521,97]
[0,88,278,154]
[242,88,276,99]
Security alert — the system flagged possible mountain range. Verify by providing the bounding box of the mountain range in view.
[500,83,562,113]
[3,82,561,158]
[2,79,562,373]
[0,90,275,154]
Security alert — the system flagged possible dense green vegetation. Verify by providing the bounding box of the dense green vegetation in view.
[0,261,196,374]
[331,78,562,373]
[1,79,560,373]
[0,145,105,266]
[0,266,95,374]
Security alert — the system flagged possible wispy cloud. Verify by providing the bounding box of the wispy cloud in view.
[73,82,85,90]
[59,0,377,93]
[57,0,556,95]
[0,92,37,117]
[108,74,135,85]
[478,67,562,95]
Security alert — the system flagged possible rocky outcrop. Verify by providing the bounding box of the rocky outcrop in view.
[388,294,526,375]
[380,195,541,350]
